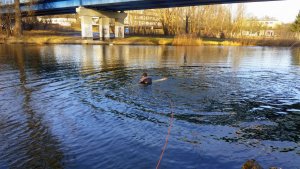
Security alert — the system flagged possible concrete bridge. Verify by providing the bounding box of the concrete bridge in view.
[2,0,282,39]
[15,0,281,15]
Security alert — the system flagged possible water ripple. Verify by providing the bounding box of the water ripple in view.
[0,45,300,168]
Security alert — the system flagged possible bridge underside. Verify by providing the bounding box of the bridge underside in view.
[21,0,281,16]
[84,0,281,11]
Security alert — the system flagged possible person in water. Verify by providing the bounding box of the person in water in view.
[139,72,152,85]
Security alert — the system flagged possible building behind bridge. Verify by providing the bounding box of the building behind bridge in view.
[241,18,283,37]
[124,10,163,35]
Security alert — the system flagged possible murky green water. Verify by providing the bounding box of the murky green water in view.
[0,44,299,169]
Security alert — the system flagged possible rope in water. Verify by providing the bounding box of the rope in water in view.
[155,96,174,169]
[126,77,173,168]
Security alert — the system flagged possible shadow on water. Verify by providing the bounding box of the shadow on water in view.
[0,45,65,168]
[291,47,300,66]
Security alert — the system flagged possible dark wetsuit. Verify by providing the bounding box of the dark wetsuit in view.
[139,77,152,85]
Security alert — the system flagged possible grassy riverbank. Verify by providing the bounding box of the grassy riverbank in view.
[115,36,300,47]
[1,30,300,47]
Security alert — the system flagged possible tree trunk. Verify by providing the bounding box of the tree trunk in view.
[185,15,189,34]
[4,15,12,37]
[0,15,2,33]
[14,0,22,37]
[0,5,3,33]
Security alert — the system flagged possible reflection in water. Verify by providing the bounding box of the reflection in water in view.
[0,45,300,169]
[0,45,64,168]
[291,48,300,66]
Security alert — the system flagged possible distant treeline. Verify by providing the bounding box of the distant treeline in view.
[127,5,300,40]
[1,1,299,40]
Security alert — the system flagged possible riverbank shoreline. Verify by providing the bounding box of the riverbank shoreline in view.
[1,31,300,47]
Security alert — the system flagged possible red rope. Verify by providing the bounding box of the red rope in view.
[155,98,174,169]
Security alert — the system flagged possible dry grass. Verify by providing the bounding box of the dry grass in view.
[1,30,300,47]
[230,38,300,47]
[113,36,173,45]
[202,40,241,46]
[172,34,203,46]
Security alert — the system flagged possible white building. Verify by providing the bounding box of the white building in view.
[258,20,282,29]
[242,18,283,37]
[37,17,77,27]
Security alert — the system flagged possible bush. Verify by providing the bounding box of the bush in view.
[172,34,202,46]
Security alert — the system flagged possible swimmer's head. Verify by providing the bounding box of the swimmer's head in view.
[142,72,148,77]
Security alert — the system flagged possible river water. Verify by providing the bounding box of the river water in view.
[0,44,299,169]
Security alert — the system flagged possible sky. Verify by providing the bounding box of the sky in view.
[242,0,300,23]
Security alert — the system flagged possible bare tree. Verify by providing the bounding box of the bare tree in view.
[291,10,300,39]
[0,1,14,36]
[128,4,298,40]
[158,8,174,35]
[231,4,246,37]
[1,0,39,36]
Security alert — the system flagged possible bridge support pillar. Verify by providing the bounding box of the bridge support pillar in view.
[115,18,125,38]
[100,18,110,40]
[81,15,93,39]
[76,7,127,40]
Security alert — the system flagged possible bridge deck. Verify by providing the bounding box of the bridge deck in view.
[2,0,282,16]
